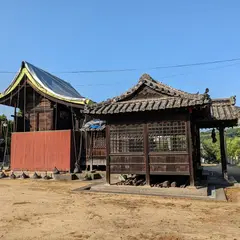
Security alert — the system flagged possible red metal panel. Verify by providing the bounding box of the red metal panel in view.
[11,130,71,171]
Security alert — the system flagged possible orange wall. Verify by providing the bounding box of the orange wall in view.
[11,130,72,171]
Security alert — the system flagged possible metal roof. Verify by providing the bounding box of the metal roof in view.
[0,61,91,105]
[25,62,84,100]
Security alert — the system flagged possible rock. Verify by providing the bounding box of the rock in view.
[84,173,92,180]
[32,172,41,179]
[20,172,29,179]
[10,172,16,179]
[53,167,60,174]
[119,174,127,181]
[43,174,51,180]
[0,172,7,179]
[171,181,177,187]
[162,181,170,188]
[90,172,102,180]
[73,166,82,174]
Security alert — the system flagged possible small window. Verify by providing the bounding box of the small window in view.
[148,121,187,152]
[110,124,144,153]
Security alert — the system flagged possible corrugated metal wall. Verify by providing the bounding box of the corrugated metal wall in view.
[11,130,72,171]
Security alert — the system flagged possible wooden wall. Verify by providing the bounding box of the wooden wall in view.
[26,92,54,131]
[86,131,106,166]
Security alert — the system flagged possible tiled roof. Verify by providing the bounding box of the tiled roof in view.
[85,97,209,115]
[209,98,238,121]
[110,73,205,102]
[85,74,211,114]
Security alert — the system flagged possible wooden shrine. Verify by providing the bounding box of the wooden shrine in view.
[0,61,91,172]
[85,74,239,185]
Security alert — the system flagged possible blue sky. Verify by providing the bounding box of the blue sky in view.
[1,1,240,117]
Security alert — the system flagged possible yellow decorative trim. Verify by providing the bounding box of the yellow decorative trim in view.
[0,68,91,105]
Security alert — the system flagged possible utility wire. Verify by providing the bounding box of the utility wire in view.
[55,57,240,73]
[72,61,240,87]
[1,57,240,74]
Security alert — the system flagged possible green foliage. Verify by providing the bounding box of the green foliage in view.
[200,127,240,163]
[201,133,220,162]
[226,137,240,160]
[0,115,14,148]
[0,114,7,121]
[17,109,22,117]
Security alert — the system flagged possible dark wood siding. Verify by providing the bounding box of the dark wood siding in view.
[106,116,191,177]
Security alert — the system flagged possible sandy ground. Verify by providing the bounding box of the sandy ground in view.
[0,180,239,240]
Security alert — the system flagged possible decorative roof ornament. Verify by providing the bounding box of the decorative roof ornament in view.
[139,73,153,82]
[230,95,236,105]
[202,88,211,102]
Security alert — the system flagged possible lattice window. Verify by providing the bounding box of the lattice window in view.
[110,124,144,153]
[93,131,106,149]
[148,121,187,152]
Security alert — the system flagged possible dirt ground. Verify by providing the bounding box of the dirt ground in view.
[0,180,239,240]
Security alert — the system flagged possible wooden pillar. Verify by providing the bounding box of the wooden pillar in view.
[106,125,110,184]
[187,117,195,186]
[54,103,58,130]
[90,131,93,171]
[13,102,17,132]
[144,123,150,185]
[36,112,40,131]
[75,118,79,131]
[23,81,26,132]
[196,126,201,166]
[219,126,228,179]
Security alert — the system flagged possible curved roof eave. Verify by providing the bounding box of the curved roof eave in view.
[0,61,92,105]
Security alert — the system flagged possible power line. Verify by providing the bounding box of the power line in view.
[72,61,240,87]
[1,57,240,74]
[56,57,240,73]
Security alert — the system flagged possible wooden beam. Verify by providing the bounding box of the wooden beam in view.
[219,126,228,179]
[144,123,150,185]
[187,116,195,186]
[106,125,111,184]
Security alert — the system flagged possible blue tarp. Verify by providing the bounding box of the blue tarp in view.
[25,62,84,100]
[81,119,106,131]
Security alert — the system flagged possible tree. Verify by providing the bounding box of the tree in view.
[200,127,240,164]
[227,137,240,163]
[201,135,221,162]
[0,114,7,122]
